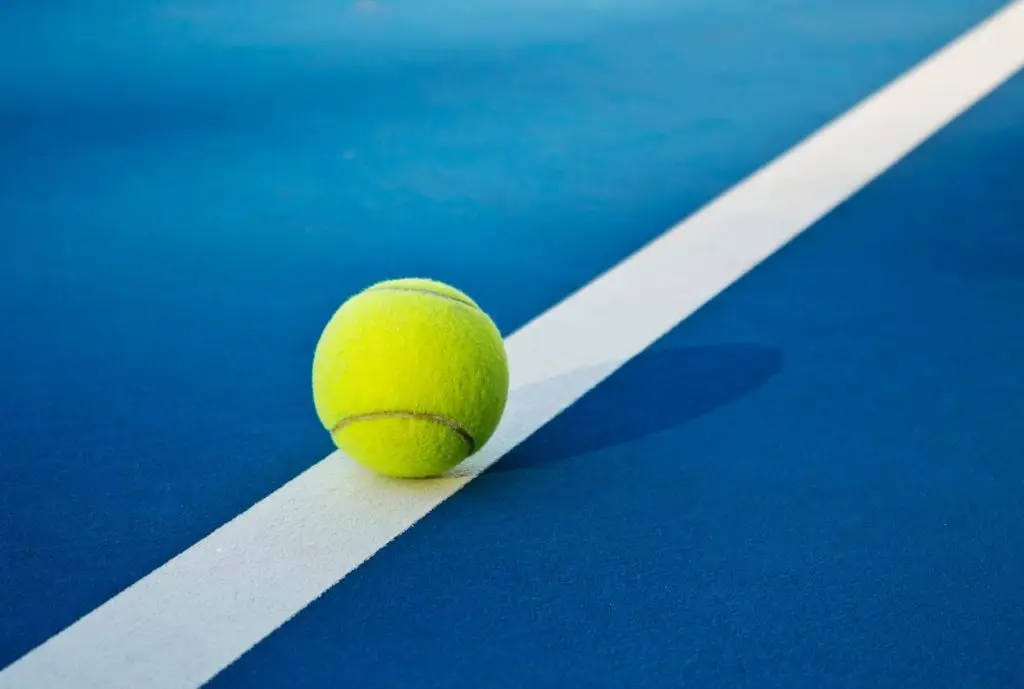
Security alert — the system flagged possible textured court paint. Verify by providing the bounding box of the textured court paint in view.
[1,4,1021,687]
[215,73,1024,689]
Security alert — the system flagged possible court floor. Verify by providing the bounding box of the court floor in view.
[1,1,1022,687]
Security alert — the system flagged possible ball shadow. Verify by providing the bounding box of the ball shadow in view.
[493,342,783,472]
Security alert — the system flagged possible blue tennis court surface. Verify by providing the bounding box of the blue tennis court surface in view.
[1,2,1022,687]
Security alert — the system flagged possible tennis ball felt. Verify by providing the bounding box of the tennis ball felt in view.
[312,278,509,478]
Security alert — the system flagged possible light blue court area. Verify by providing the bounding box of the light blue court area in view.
[0,1,1021,688]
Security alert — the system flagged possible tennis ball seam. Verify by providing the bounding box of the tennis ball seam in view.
[331,411,477,454]
[365,285,479,310]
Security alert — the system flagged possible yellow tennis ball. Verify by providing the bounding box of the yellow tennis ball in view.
[312,278,509,478]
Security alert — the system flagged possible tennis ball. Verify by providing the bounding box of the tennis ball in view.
[312,278,509,478]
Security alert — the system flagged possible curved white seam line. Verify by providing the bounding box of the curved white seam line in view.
[367,286,479,310]
[331,411,477,453]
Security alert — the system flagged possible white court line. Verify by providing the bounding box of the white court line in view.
[2,3,1023,687]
